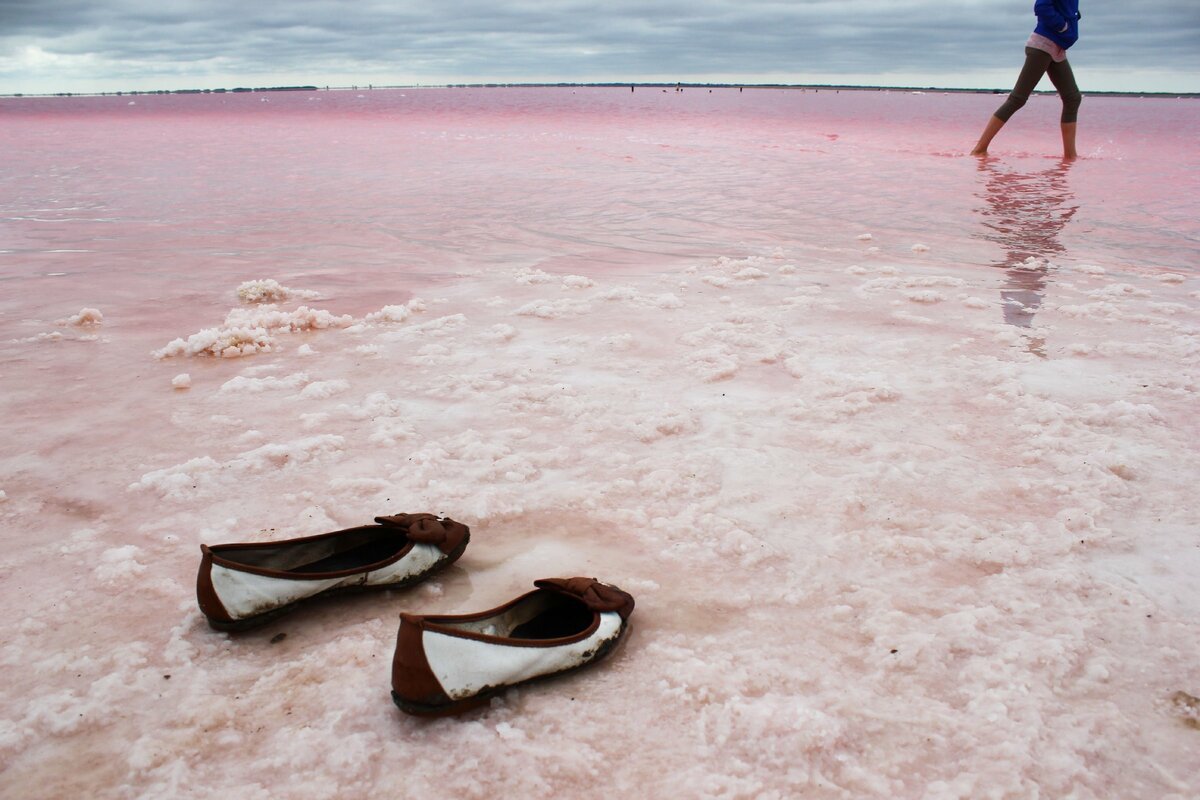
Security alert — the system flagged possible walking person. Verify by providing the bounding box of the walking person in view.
[971,1,1083,159]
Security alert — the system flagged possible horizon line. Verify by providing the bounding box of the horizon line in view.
[3,81,1199,99]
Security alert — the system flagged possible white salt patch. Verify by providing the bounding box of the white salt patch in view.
[599,286,638,301]
[299,379,350,400]
[219,372,310,394]
[153,326,273,359]
[480,323,518,342]
[223,304,353,333]
[93,545,147,583]
[905,290,945,304]
[686,347,739,381]
[561,275,594,289]
[911,243,930,253]
[733,267,768,280]
[236,279,320,304]
[777,264,797,274]
[1089,283,1151,299]
[363,299,425,324]
[171,373,191,390]
[127,456,221,499]
[701,275,732,287]
[1156,273,1185,284]
[513,267,555,285]
[514,299,592,319]
[297,344,317,356]
[155,304,352,359]
[963,296,990,309]
[652,293,684,309]
[857,233,873,241]
[299,412,330,430]
[1074,264,1107,275]
[13,331,64,343]
[61,307,103,326]
[0,490,7,503]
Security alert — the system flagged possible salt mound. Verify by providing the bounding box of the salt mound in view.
[154,305,353,359]
[236,279,321,304]
[362,298,427,324]
[60,308,103,326]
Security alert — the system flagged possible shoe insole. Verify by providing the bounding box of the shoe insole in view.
[290,537,405,573]
[509,602,594,639]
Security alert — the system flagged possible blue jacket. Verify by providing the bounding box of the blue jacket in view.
[1034,0,1082,49]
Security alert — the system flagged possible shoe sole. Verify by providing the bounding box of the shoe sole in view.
[391,618,629,717]
[205,531,471,632]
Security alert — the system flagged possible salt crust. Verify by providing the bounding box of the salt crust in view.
[236,279,320,304]
[4,253,1200,799]
[153,305,353,359]
[59,307,103,326]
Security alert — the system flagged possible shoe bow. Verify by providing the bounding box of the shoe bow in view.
[375,513,468,552]
[536,577,635,620]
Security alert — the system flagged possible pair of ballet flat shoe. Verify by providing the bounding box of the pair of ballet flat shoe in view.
[196,513,634,716]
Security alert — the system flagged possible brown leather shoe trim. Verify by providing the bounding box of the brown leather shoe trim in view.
[535,577,636,621]
[392,614,450,707]
[196,545,233,623]
[375,513,469,556]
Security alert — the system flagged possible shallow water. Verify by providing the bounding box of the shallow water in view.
[1,88,1198,798]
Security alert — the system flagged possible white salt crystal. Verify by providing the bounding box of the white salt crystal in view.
[64,308,103,326]
[911,243,930,253]
[299,380,350,400]
[171,373,191,389]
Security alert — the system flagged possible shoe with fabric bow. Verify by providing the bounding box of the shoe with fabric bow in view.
[391,577,634,716]
[196,513,470,631]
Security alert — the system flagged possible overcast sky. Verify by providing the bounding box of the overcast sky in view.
[1,0,1197,95]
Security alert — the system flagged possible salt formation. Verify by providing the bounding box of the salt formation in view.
[4,247,1199,799]
[153,304,353,359]
[60,307,103,326]
[236,279,321,304]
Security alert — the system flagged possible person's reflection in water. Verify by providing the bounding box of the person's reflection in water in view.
[973,159,1078,356]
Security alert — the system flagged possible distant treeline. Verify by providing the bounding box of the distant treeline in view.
[4,83,1197,99]
[10,86,318,98]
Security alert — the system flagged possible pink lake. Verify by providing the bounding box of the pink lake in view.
[1,88,1199,798]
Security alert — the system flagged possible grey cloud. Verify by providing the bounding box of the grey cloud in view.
[1,0,1197,90]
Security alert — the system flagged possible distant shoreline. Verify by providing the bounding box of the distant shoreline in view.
[3,82,1197,100]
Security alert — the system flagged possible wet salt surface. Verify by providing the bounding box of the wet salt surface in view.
[1,88,1199,797]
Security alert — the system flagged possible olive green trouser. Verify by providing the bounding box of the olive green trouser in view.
[994,47,1082,124]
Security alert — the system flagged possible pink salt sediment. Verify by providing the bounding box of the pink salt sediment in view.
[1,88,1197,799]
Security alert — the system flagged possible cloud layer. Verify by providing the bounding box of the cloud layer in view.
[2,0,1198,93]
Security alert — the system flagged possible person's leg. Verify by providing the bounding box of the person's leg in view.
[972,48,1052,155]
[1045,58,1082,159]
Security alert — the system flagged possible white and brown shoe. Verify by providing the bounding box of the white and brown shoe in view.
[391,577,634,716]
[196,513,470,631]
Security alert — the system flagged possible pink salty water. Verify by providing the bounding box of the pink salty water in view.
[1,88,1199,798]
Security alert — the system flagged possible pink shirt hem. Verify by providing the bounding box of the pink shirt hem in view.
[1027,33,1067,63]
